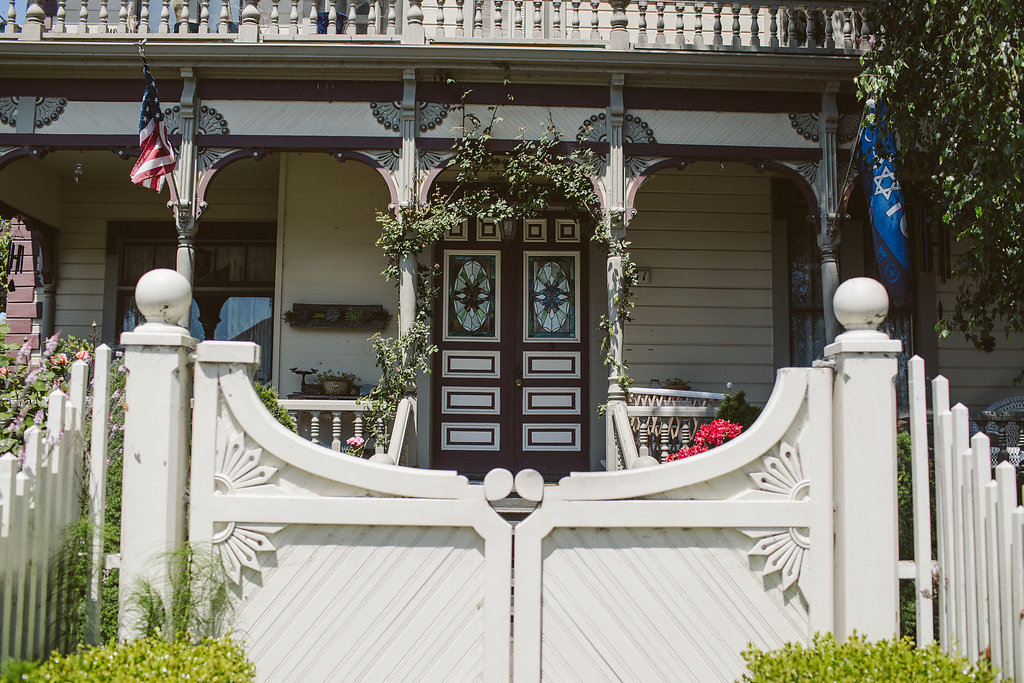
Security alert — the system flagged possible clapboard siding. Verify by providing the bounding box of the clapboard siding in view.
[274,153,397,395]
[53,159,279,342]
[626,163,774,402]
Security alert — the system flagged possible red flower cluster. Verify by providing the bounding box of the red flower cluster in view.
[664,419,744,462]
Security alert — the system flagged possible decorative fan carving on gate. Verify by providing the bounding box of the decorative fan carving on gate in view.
[743,441,810,595]
[212,421,281,584]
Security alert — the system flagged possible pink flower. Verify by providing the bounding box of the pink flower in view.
[0,366,8,377]
[346,436,365,448]
[75,349,91,362]
[15,340,32,365]
[50,353,69,367]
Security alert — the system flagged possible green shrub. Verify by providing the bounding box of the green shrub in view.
[716,390,762,429]
[26,635,254,682]
[254,381,297,433]
[1,657,40,682]
[740,632,996,682]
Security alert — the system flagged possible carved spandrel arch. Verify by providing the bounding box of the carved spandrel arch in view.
[194,149,401,221]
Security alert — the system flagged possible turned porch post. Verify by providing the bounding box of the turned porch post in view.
[398,69,418,342]
[818,83,841,343]
[118,269,196,640]
[604,75,629,470]
[827,277,901,639]
[173,69,200,308]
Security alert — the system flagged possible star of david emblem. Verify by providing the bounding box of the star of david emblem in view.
[873,164,900,201]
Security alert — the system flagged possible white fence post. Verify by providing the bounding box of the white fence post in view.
[825,277,902,640]
[118,269,197,640]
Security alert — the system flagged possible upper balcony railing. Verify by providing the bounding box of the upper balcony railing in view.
[1,0,871,54]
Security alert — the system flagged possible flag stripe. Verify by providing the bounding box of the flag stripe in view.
[130,58,176,192]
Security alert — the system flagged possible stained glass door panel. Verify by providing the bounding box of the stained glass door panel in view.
[432,220,588,475]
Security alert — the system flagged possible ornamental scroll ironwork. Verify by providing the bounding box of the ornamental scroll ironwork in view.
[0,97,69,129]
[213,419,281,584]
[369,101,451,133]
[743,441,810,596]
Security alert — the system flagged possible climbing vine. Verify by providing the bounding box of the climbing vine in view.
[365,97,639,446]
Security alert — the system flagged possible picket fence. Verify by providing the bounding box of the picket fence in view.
[3,269,1024,681]
[0,346,113,662]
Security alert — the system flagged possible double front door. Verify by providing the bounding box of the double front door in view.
[431,217,589,476]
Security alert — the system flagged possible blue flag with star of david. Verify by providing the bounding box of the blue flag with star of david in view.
[858,103,911,302]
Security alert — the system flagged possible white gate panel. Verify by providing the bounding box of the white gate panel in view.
[513,368,834,682]
[189,342,512,683]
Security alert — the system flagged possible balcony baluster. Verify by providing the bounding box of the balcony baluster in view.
[750,3,760,46]
[569,0,579,38]
[532,0,541,38]
[473,0,483,35]
[552,0,561,37]
[588,0,598,39]
[387,0,397,34]
[674,0,683,45]
[493,0,504,37]
[693,1,703,45]
[637,0,648,43]
[711,3,721,45]
[56,0,67,32]
[436,0,445,37]
[455,0,465,36]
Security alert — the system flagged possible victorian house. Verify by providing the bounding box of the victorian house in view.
[1,0,1019,475]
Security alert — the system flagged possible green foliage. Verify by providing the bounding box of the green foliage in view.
[0,218,11,312]
[24,635,255,682]
[253,381,297,433]
[858,0,1024,354]
[715,391,762,429]
[369,83,639,431]
[124,544,234,642]
[0,328,94,457]
[1,657,41,682]
[47,518,96,653]
[740,632,996,682]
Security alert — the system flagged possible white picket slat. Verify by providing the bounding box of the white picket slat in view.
[908,356,934,646]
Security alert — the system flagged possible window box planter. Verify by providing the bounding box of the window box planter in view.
[283,303,392,330]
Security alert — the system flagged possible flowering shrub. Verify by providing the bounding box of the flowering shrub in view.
[346,436,365,455]
[664,418,744,462]
[0,326,93,459]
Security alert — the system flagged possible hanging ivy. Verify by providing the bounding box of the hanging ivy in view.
[365,99,639,447]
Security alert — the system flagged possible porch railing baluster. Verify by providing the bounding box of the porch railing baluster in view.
[331,411,342,451]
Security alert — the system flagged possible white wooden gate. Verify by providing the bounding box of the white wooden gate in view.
[188,342,513,682]
[513,368,834,682]
[121,271,903,682]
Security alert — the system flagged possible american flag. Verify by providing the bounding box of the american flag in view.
[129,58,176,192]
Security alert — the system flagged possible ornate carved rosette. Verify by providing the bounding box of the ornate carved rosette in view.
[0,98,17,128]
[577,112,658,144]
[743,441,810,594]
[369,101,451,133]
[0,96,68,129]
[788,112,860,144]
[162,104,231,136]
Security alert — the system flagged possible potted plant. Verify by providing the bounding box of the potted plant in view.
[316,370,360,396]
[665,377,691,391]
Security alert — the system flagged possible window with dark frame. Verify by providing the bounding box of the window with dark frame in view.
[114,223,276,382]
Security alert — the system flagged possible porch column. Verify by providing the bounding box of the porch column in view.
[826,277,901,640]
[118,269,196,640]
[818,83,841,343]
[38,282,55,343]
[604,74,628,470]
[398,68,419,341]
[397,68,421,466]
[173,70,200,298]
